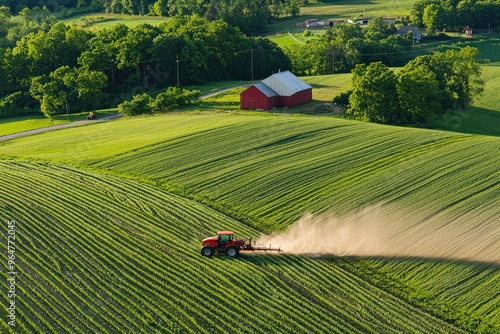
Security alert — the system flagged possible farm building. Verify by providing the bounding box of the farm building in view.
[296,19,343,28]
[240,71,312,110]
[348,17,373,25]
[464,26,473,36]
[240,82,279,110]
[396,25,422,42]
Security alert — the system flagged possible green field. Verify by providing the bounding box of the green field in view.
[1,160,478,333]
[62,13,170,29]
[1,107,499,332]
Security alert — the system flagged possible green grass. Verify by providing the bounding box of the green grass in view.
[437,34,500,65]
[0,110,118,137]
[62,13,170,30]
[0,160,469,333]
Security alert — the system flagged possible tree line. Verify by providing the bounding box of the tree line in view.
[341,46,484,125]
[284,17,414,76]
[411,0,499,34]
[0,0,301,36]
[0,15,290,119]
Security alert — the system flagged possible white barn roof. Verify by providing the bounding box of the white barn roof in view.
[262,71,312,97]
[253,82,278,97]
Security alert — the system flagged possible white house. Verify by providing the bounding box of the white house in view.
[396,25,423,42]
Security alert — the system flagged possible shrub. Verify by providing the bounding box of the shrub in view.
[333,90,352,106]
[118,93,153,116]
[153,87,200,112]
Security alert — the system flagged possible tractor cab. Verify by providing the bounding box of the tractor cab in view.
[217,231,234,251]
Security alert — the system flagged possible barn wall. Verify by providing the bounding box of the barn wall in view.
[240,86,279,110]
[279,88,312,108]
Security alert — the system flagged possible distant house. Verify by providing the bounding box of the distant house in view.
[348,17,373,25]
[396,25,422,42]
[240,83,279,110]
[240,71,312,110]
[297,19,344,28]
[305,19,319,28]
[464,26,473,36]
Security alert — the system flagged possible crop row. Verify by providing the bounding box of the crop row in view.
[86,115,499,331]
[0,160,464,333]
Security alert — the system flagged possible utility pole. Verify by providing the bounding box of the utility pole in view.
[251,48,254,81]
[176,55,180,87]
[332,52,335,74]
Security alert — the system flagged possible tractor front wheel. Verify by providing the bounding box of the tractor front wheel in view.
[201,246,215,257]
[226,246,239,258]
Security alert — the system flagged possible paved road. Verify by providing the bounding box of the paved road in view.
[0,113,122,142]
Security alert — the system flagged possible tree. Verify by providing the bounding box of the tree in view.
[423,3,444,34]
[76,68,108,110]
[397,63,442,122]
[30,75,65,120]
[444,46,484,108]
[150,0,169,16]
[0,6,12,40]
[348,62,401,124]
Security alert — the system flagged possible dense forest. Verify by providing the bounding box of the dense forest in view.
[0,14,290,118]
[0,0,301,36]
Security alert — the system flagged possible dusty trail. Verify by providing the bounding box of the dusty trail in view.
[258,204,500,264]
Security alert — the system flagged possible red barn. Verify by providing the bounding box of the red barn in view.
[262,71,312,108]
[240,82,279,110]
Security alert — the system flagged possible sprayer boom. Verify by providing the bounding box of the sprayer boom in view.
[239,238,282,252]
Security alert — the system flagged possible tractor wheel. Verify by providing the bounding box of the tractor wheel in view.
[201,246,215,257]
[226,246,239,258]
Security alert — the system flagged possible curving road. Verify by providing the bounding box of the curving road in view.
[0,113,122,142]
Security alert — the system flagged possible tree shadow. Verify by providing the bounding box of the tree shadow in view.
[430,107,500,137]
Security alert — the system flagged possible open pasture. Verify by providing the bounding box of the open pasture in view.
[62,13,169,29]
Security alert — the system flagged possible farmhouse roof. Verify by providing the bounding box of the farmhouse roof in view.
[396,25,422,35]
[252,82,279,97]
[262,71,312,97]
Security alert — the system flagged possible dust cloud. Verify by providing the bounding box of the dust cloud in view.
[257,205,500,264]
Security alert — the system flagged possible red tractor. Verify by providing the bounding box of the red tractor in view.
[201,231,281,257]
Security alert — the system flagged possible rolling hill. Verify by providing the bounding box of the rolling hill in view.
[1,108,498,332]
[0,160,471,333]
